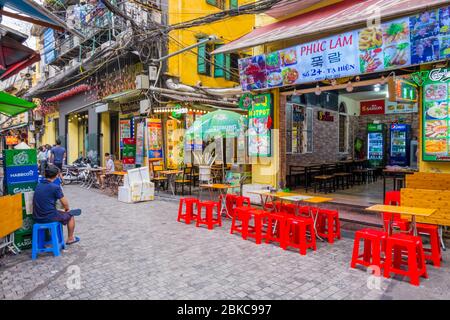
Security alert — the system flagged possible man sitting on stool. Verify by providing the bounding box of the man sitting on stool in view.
[33,164,81,245]
[99,153,115,189]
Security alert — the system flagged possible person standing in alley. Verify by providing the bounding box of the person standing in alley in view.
[50,139,66,171]
[37,146,48,175]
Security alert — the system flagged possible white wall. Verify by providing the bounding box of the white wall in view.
[338,95,360,116]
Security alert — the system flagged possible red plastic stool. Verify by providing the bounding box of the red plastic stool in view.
[235,196,251,208]
[230,206,253,237]
[383,191,410,232]
[223,194,238,217]
[244,209,267,245]
[416,223,441,268]
[351,228,387,270]
[177,197,200,224]
[384,233,428,286]
[281,216,316,255]
[316,209,341,244]
[297,206,318,218]
[280,203,296,215]
[264,201,282,212]
[196,201,222,230]
[265,212,288,245]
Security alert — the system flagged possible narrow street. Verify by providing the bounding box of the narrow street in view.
[1,186,449,300]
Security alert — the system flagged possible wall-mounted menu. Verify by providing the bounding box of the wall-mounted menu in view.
[422,71,450,161]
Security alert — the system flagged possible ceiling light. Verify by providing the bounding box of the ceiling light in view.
[346,81,354,93]
[315,84,321,96]
[374,85,380,92]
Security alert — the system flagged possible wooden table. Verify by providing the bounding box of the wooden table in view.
[247,190,297,211]
[159,170,182,195]
[200,184,235,218]
[365,204,436,236]
[279,194,333,241]
[110,171,127,195]
[382,169,417,202]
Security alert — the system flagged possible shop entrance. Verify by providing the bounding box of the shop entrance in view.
[286,82,419,207]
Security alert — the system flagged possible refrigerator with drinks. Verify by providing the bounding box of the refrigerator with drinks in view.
[389,123,411,166]
[367,123,385,167]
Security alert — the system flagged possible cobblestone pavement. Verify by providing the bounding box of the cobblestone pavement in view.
[1,186,450,300]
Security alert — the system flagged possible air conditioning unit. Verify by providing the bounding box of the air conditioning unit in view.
[136,75,149,89]
[149,65,158,81]
[140,99,151,114]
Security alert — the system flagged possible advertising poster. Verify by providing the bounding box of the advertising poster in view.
[166,120,184,168]
[122,138,136,170]
[248,93,272,157]
[135,122,144,166]
[147,118,163,159]
[119,119,131,149]
[422,71,450,161]
[238,5,450,92]
[238,55,267,91]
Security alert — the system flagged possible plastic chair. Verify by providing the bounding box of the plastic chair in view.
[31,222,66,260]
[383,191,409,232]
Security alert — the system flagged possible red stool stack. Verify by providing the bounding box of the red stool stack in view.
[280,203,296,215]
[351,228,387,270]
[281,216,316,255]
[265,211,288,246]
[264,201,282,212]
[384,233,428,286]
[416,223,441,267]
[177,197,200,224]
[316,209,341,244]
[223,194,238,218]
[230,206,253,237]
[196,201,222,230]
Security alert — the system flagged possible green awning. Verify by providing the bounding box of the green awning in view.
[0,91,36,117]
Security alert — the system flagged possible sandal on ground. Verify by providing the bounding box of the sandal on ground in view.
[66,236,80,245]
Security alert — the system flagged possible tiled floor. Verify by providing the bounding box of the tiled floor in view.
[1,185,449,300]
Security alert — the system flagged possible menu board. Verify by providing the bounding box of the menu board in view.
[135,122,145,166]
[422,73,450,161]
[147,118,163,159]
[166,119,184,168]
[239,5,450,91]
[248,93,272,157]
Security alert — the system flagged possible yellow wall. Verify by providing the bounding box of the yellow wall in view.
[100,112,111,167]
[41,113,58,146]
[167,0,255,87]
[67,118,79,164]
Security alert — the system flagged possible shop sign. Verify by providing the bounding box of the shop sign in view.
[239,5,450,91]
[317,111,334,122]
[5,136,19,145]
[392,78,418,103]
[422,71,450,161]
[6,182,37,195]
[238,93,253,111]
[248,93,272,157]
[428,68,450,82]
[360,100,385,115]
[385,101,418,114]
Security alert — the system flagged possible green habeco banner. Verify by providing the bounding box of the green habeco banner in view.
[4,149,37,167]
[248,93,273,157]
[421,68,450,161]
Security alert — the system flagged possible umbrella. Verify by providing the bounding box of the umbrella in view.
[185,109,247,140]
[0,91,36,118]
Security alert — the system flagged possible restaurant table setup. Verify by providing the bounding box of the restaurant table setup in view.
[160,170,182,196]
[177,186,342,256]
[350,190,442,286]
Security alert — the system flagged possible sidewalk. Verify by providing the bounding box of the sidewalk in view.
[1,185,449,300]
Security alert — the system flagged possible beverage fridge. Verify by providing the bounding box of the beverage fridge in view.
[367,123,385,167]
[389,124,411,166]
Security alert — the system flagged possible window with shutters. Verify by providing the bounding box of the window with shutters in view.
[229,0,238,9]
[197,40,212,75]
[206,0,225,9]
[214,44,225,78]
[224,53,239,82]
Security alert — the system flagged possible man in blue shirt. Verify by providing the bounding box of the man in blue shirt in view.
[50,139,66,170]
[33,164,81,245]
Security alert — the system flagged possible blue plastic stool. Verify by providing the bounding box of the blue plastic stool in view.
[31,222,66,260]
